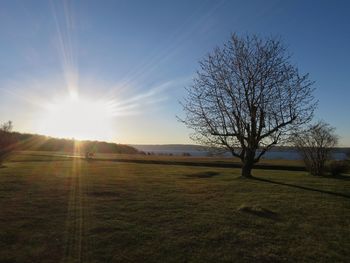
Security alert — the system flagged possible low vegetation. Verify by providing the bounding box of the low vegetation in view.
[328,160,349,176]
[293,121,338,176]
[0,152,349,262]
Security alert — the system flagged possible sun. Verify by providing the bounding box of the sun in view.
[37,92,116,141]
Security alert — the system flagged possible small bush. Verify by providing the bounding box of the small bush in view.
[328,160,349,176]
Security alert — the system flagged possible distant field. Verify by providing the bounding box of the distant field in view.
[0,152,349,262]
[10,150,306,168]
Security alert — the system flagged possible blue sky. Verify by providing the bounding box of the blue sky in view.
[0,0,349,145]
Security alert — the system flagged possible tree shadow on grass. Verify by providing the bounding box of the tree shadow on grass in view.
[253,177,350,199]
[184,171,220,178]
[321,174,350,181]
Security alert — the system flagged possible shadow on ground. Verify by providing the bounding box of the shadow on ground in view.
[254,177,350,199]
[238,205,280,220]
[184,171,220,178]
[321,174,350,181]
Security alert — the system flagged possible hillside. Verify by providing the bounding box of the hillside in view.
[6,132,139,154]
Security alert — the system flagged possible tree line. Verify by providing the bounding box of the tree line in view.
[0,124,139,165]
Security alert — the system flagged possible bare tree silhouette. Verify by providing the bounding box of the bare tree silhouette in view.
[181,34,316,178]
[293,121,338,176]
[0,121,15,165]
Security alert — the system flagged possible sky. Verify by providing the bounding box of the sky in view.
[0,0,349,145]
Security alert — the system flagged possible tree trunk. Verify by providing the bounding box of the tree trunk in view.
[241,159,254,178]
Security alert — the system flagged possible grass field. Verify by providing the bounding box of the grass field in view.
[14,150,305,165]
[0,152,349,262]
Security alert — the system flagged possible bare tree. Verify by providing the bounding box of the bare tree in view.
[181,34,316,178]
[293,121,338,176]
[0,121,12,133]
[0,121,15,165]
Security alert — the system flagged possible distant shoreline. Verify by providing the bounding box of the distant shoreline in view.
[131,144,349,160]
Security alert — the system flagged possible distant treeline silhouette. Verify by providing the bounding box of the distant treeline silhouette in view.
[8,132,139,154]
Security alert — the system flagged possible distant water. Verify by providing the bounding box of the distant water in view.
[141,149,347,160]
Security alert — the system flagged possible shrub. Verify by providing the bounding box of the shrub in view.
[293,121,338,176]
[328,160,349,176]
[0,121,15,165]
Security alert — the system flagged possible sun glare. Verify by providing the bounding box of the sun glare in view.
[38,93,116,141]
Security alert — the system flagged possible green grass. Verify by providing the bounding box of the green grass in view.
[0,152,349,262]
